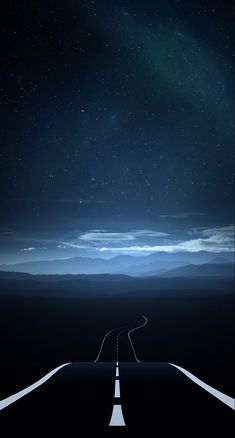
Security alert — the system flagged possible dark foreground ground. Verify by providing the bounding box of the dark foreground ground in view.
[0,279,234,434]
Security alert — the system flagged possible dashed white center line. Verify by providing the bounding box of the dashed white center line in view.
[114,379,120,398]
[109,404,126,426]
[109,333,126,427]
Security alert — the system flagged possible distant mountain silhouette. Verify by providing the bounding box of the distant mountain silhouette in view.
[119,260,189,276]
[0,252,233,276]
[0,271,132,282]
[0,271,33,280]
[0,257,120,275]
[0,267,233,299]
[208,256,233,264]
[161,263,234,278]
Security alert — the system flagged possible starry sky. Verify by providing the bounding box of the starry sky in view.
[0,0,234,263]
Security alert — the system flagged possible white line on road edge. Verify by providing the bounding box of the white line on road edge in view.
[109,404,126,426]
[128,315,148,363]
[94,327,122,363]
[0,363,71,411]
[169,363,235,410]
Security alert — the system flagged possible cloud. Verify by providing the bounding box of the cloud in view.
[99,226,234,255]
[20,247,36,251]
[79,230,168,243]
[58,241,90,250]
[20,246,47,252]
[201,226,234,240]
[131,230,169,237]
[6,226,234,258]
[160,212,206,219]
[80,232,134,242]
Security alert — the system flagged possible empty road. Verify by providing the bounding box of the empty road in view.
[0,317,234,435]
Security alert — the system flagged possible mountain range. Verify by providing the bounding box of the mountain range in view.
[0,251,233,277]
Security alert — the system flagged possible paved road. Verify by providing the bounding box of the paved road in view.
[0,318,234,435]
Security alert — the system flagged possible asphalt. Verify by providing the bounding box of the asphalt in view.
[0,330,234,436]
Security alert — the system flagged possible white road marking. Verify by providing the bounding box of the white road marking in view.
[169,363,235,410]
[114,379,120,398]
[109,404,126,426]
[94,327,122,363]
[0,363,71,411]
[109,334,126,426]
[128,315,148,363]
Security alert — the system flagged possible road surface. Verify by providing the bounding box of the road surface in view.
[0,317,234,435]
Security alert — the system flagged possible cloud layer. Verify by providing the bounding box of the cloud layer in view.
[79,230,168,242]
[98,226,234,254]
[3,226,234,262]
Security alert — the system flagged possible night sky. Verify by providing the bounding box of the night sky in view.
[0,0,234,263]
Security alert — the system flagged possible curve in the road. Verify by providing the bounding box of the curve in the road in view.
[1,317,234,416]
[128,315,148,363]
[0,363,71,411]
[169,363,235,410]
[94,326,123,363]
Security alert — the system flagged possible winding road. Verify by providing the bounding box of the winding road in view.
[0,315,234,434]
